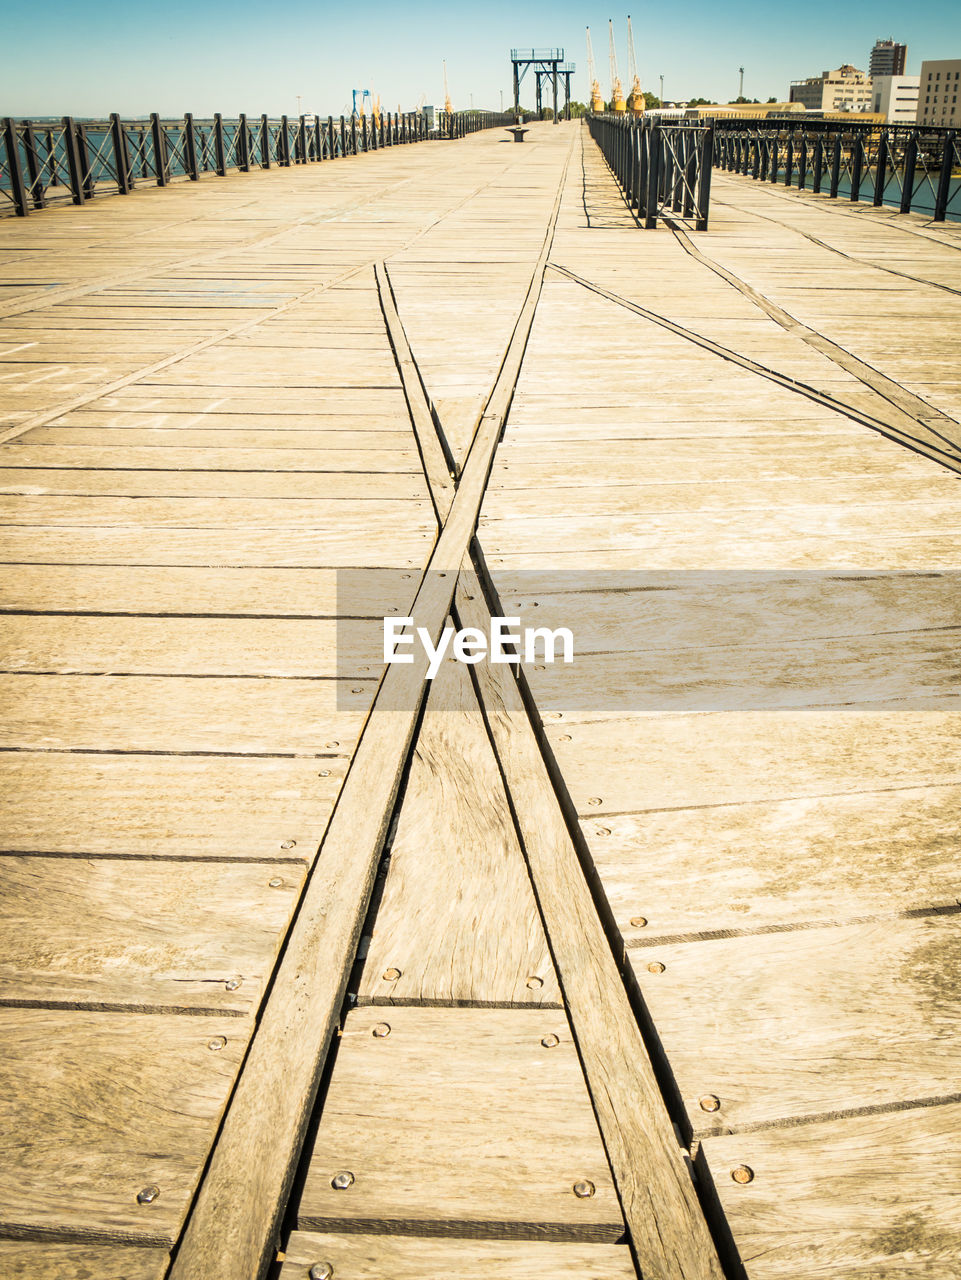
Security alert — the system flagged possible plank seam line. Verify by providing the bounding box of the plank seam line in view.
[0,851,307,865]
[292,1217,624,1242]
[663,218,961,453]
[547,263,961,474]
[699,1089,961,1140]
[709,193,961,297]
[626,901,961,950]
[164,129,578,1280]
[578,777,961,819]
[0,998,251,1017]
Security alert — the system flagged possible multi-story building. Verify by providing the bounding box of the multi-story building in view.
[789,65,873,113]
[917,60,961,127]
[872,75,920,122]
[869,40,907,78]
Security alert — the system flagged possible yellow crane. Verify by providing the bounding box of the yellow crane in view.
[585,27,605,113]
[609,19,626,113]
[443,59,452,115]
[625,14,645,114]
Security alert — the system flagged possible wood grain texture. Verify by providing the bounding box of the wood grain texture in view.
[298,1006,621,1240]
[0,856,305,1013]
[698,1102,961,1278]
[630,913,961,1136]
[166,124,576,1280]
[454,569,724,1280]
[0,1009,250,1245]
[359,650,560,1008]
[0,754,346,857]
[0,1242,168,1280]
[280,1231,638,1279]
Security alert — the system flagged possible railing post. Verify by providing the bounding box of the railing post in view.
[328,115,336,158]
[784,133,794,186]
[797,137,807,190]
[297,113,306,162]
[812,134,824,193]
[62,116,85,205]
[260,114,270,168]
[644,124,660,229]
[279,115,290,166]
[3,118,30,216]
[696,125,713,231]
[900,131,918,214]
[873,130,888,207]
[214,113,226,175]
[184,112,199,181]
[150,112,168,186]
[934,131,956,222]
[237,113,250,172]
[829,133,842,198]
[849,132,863,202]
[22,120,46,208]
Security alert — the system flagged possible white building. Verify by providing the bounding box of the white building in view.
[789,65,873,113]
[917,60,961,127]
[872,75,920,122]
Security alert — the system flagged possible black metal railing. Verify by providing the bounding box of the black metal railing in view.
[0,109,514,217]
[588,113,714,230]
[712,119,961,222]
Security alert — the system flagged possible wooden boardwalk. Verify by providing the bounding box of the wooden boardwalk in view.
[1,121,960,1280]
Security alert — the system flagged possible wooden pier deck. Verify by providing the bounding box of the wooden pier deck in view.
[1,121,960,1280]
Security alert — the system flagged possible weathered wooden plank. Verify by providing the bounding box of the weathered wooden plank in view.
[0,1242,168,1280]
[581,782,961,941]
[0,443,422,473]
[0,616,381,677]
[0,675,368,754]
[0,856,305,1014]
[0,1009,250,1245]
[631,914,961,1135]
[0,526,432,567]
[544,705,961,814]
[0,564,416,617]
[280,1231,637,1279]
[697,1102,961,1279]
[0,754,345,858]
[0,468,427,500]
[298,1006,621,1239]
[359,651,560,1008]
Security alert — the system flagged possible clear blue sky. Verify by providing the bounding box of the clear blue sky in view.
[0,0,956,118]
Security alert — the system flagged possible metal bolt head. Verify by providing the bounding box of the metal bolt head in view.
[647,962,666,974]
[699,1094,721,1113]
[280,839,296,850]
[540,1033,560,1048]
[731,1165,754,1184]
[572,1180,596,1199]
[137,1185,160,1205]
[309,1264,334,1280]
[225,976,243,991]
[325,741,340,749]
[319,769,331,777]
[372,1022,391,1038]
[595,826,611,836]
[268,877,284,888]
[331,1170,355,1190]
[630,916,648,928]
[587,797,602,806]
[207,1036,227,1052]
[526,975,544,990]
[382,967,402,982]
